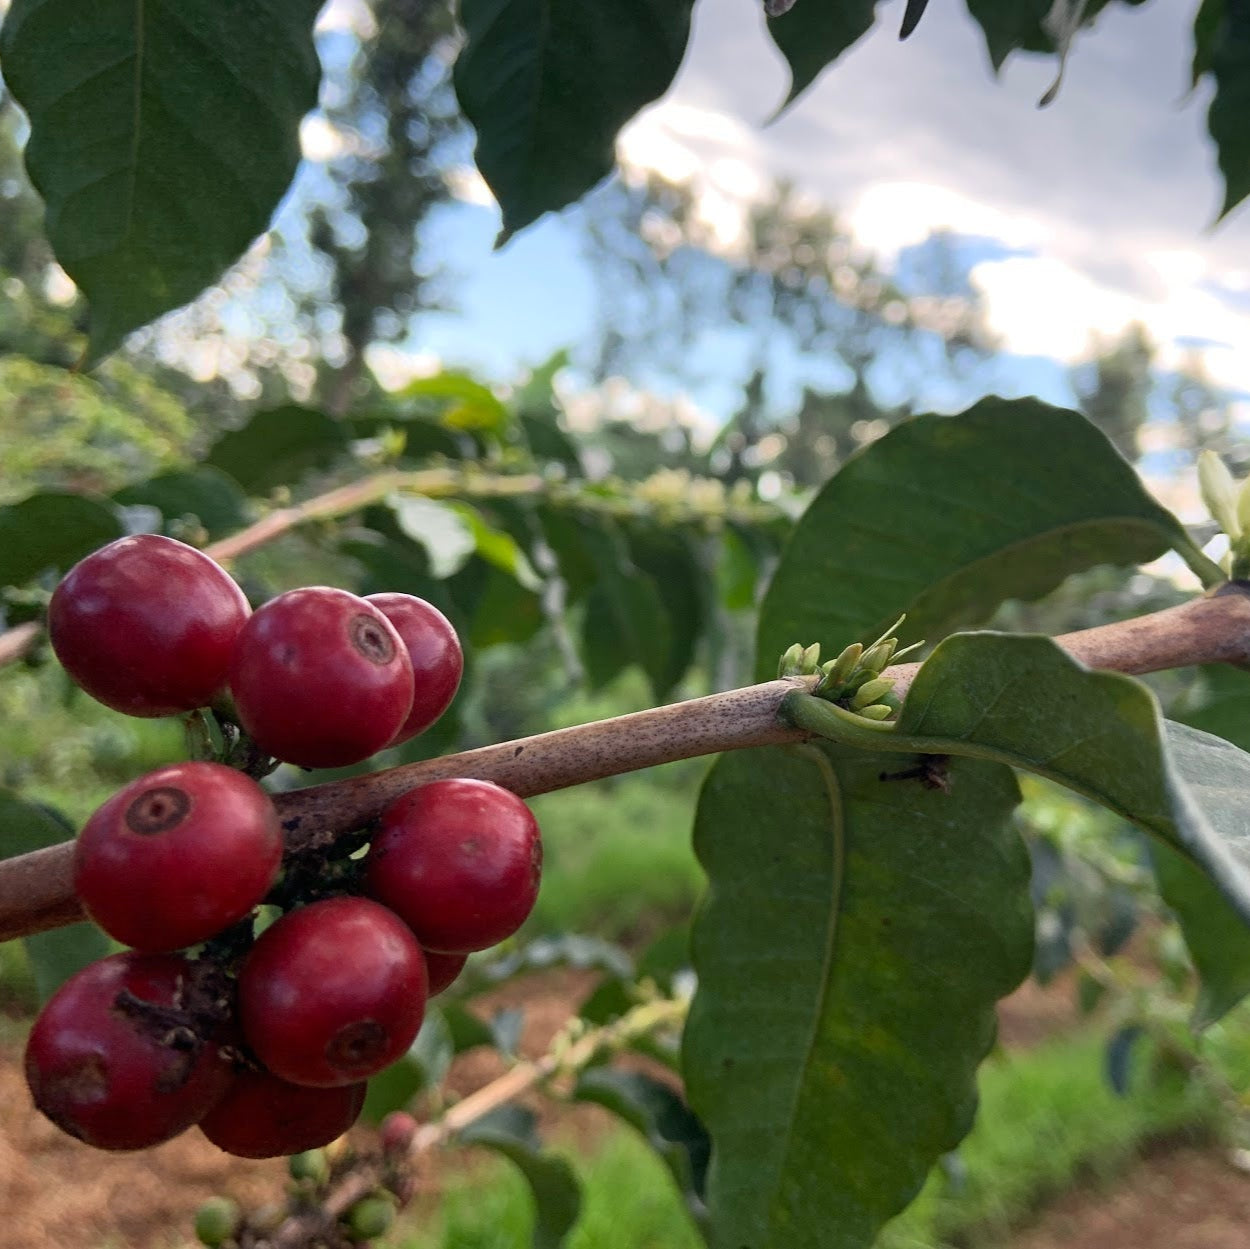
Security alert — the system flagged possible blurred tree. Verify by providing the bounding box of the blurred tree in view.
[577,170,994,488]
[303,0,463,414]
[1070,323,1154,461]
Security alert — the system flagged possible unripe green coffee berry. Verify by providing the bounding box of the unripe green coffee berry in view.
[347,1195,396,1240]
[288,1148,331,1185]
[194,1197,240,1247]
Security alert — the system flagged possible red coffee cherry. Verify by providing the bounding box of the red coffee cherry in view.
[379,1109,418,1156]
[75,762,282,952]
[49,534,250,717]
[238,896,427,1087]
[229,587,414,768]
[24,952,232,1150]
[199,1068,366,1158]
[365,779,542,954]
[364,593,463,743]
[423,949,468,996]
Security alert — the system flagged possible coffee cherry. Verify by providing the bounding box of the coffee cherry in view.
[230,587,414,768]
[199,1069,366,1159]
[365,593,463,743]
[365,779,542,954]
[24,952,232,1150]
[423,949,468,996]
[74,762,282,952]
[379,1109,418,1156]
[194,1197,240,1247]
[347,1195,396,1240]
[238,896,427,1087]
[49,534,250,717]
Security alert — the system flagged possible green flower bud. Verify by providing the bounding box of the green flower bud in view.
[858,639,895,674]
[817,643,863,692]
[1200,450,1242,539]
[799,642,822,674]
[778,643,805,678]
[194,1197,240,1248]
[851,677,894,709]
[856,704,894,721]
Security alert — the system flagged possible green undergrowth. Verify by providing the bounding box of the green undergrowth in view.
[386,1021,1244,1249]
[526,762,704,944]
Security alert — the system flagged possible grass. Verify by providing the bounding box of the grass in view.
[382,1023,1239,1249]
[525,760,705,943]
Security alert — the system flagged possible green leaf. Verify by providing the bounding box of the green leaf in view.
[0,492,123,587]
[1192,0,1224,86]
[685,744,1032,1249]
[787,634,1250,1023]
[1209,20,1250,218]
[449,502,543,591]
[454,0,695,239]
[1174,663,1250,752]
[25,924,111,1005]
[401,372,512,437]
[963,0,1148,72]
[0,0,320,361]
[626,526,707,696]
[717,525,760,613]
[205,407,351,494]
[766,0,879,111]
[0,790,105,1001]
[755,398,1215,681]
[112,468,249,540]
[388,496,477,580]
[573,1068,709,1221]
[579,523,673,698]
[459,1106,582,1249]
[450,560,544,649]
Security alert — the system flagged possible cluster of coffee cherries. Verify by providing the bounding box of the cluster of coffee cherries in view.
[24,534,543,1160]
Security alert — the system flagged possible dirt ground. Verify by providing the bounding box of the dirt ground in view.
[3,968,1250,1249]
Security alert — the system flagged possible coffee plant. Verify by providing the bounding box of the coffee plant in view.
[3,1,1250,1247]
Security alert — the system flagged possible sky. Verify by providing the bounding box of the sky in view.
[326,0,1250,445]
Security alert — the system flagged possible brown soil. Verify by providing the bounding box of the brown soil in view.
[0,966,1243,1249]
[1011,1145,1250,1249]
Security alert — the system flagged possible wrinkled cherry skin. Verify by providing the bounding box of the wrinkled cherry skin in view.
[365,779,543,954]
[365,593,463,743]
[24,952,232,1151]
[229,586,414,768]
[49,534,250,717]
[199,1069,366,1158]
[74,762,283,952]
[423,948,468,996]
[238,896,427,1088]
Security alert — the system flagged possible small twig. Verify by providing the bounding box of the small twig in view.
[261,997,686,1248]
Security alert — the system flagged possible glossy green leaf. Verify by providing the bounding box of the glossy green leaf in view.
[766,0,879,111]
[686,743,1030,1249]
[0,492,122,587]
[113,468,249,540]
[755,398,1216,681]
[205,407,351,494]
[573,1068,709,1223]
[454,0,695,239]
[1208,20,1250,218]
[0,0,320,361]
[450,559,544,649]
[459,1106,582,1249]
[787,634,1250,1023]
[717,525,760,612]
